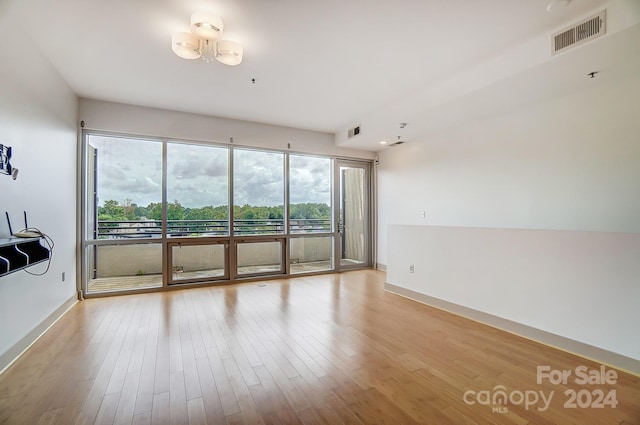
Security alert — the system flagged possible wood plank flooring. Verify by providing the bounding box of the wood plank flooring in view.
[0,270,638,424]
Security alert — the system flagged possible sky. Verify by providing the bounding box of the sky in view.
[89,135,331,208]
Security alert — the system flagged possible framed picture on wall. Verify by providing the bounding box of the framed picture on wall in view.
[0,144,13,176]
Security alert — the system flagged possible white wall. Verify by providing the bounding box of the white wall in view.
[377,63,640,366]
[378,73,640,265]
[387,226,640,367]
[80,99,374,160]
[0,3,78,368]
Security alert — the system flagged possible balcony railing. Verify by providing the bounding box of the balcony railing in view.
[96,218,331,238]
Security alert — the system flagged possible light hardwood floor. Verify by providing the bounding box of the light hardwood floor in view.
[0,270,638,424]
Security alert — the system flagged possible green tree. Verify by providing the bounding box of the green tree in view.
[134,205,148,218]
[291,203,330,219]
[123,199,136,220]
[98,199,126,221]
[167,200,185,221]
[146,202,162,220]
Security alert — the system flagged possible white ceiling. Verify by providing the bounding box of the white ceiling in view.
[7,0,639,151]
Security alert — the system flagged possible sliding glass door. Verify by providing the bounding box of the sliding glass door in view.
[83,134,164,293]
[337,160,370,270]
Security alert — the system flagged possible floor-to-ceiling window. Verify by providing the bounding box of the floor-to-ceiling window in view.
[166,142,230,283]
[289,154,333,274]
[233,149,286,277]
[82,131,371,295]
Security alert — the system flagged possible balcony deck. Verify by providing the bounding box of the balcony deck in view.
[88,260,332,293]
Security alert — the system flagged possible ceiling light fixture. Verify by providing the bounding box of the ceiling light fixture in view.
[171,13,243,66]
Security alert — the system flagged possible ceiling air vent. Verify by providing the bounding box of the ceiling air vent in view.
[552,10,606,55]
[348,125,361,138]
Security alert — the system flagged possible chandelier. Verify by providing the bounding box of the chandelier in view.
[171,12,243,66]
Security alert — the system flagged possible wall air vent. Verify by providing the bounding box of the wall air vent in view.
[348,125,361,138]
[552,10,606,55]
[348,126,360,138]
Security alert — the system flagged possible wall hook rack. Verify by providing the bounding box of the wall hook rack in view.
[1,212,52,277]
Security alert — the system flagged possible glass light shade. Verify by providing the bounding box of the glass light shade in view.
[191,13,223,40]
[172,32,201,59]
[216,40,243,66]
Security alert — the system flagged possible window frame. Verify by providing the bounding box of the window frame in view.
[80,129,372,297]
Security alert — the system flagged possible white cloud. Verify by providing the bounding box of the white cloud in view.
[90,136,331,208]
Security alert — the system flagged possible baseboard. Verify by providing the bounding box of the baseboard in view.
[376,263,387,271]
[385,283,640,376]
[0,295,78,374]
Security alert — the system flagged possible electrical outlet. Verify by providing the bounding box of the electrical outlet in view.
[409,264,414,273]
[420,211,426,218]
